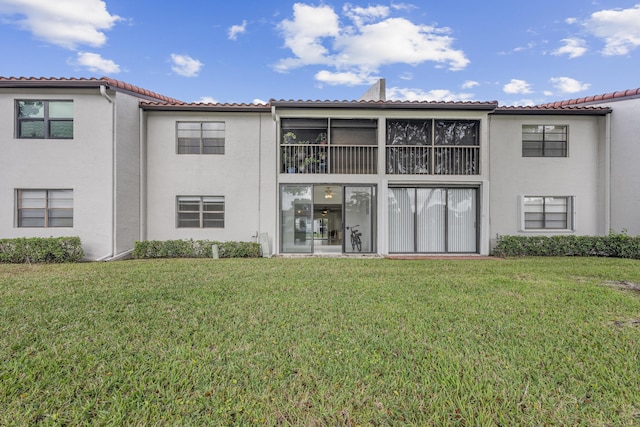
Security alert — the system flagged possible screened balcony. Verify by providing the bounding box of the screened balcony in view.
[386,119,480,175]
[280,118,377,175]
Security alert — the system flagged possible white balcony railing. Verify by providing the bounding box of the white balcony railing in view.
[281,144,377,174]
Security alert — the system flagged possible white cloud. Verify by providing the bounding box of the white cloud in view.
[461,80,479,89]
[499,42,535,55]
[503,79,532,95]
[550,76,590,93]
[503,98,535,107]
[315,70,379,86]
[170,54,203,77]
[343,4,390,27]
[584,4,640,55]
[552,38,588,58]
[387,87,474,102]
[0,0,121,49]
[275,3,469,85]
[74,52,120,73]
[197,96,218,104]
[566,17,578,25]
[228,20,247,40]
[275,3,341,71]
[252,98,268,105]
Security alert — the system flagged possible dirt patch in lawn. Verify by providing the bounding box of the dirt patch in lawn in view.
[605,280,640,293]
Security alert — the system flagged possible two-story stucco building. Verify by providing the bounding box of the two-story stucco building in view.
[2,76,637,260]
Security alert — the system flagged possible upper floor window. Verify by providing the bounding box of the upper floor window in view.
[16,189,73,227]
[522,125,567,157]
[523,196,573,230]
[177,122,225,154]
[177,196,224,228]
[17,100,73,139]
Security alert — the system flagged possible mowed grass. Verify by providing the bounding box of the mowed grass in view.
[1,257,640,426]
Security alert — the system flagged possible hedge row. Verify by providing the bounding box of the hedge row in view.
[492,232,640,259]
[132,239,262,259]
[0,237,84,263]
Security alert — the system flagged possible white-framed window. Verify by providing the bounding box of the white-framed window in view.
[521,196,573,230]
[522,125,567,157]
[16,100,74,139]
[177,122,225,154]
[16,189,74,227]
[177,196,224,228]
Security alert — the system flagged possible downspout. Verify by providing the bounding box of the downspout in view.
[139,107,147,242]
[257,112,262,238]
[272,105,279,255]
[604,112,611,234]
[97,85,116,261]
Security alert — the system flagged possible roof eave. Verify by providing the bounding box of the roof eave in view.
[141,103,271,112]
[0,78,104,90]
[271,100,498,111]
[492,108,611,116]
[0,77,181,104]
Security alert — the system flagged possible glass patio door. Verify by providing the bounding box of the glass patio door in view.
[281,184,376,254]
[388,187,477,253]
[344,185,375,253]
[281,185,313,253]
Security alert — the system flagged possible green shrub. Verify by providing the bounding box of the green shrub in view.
[492,231,640,259]
[132,239,262,259]
[0,237,84,263]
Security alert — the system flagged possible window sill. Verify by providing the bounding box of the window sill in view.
[520,229,575,233]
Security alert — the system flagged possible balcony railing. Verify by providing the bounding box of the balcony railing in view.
[386,146,479,175]
[281,144,479,175]
[281,144,377,174]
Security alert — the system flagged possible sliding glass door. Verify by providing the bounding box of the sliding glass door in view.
[344,185,375,253]
[388,187,477,253]
[281,185,313,253]
[281,184,376,254]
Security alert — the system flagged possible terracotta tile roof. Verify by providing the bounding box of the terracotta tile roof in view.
[100,77,182,103]
[538,87,640,108]
[141,101,271,112]
[271,99,499,110]
[0,76,182,103]
[493,104,611,115]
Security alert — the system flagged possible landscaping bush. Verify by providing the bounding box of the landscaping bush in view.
[0,237,84,263]
[132,239,261,259]
[492,231,640,259]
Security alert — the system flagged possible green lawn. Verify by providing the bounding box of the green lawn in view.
[1,257,639,426]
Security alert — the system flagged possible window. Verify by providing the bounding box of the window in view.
[16,189,73,227]
[177,122,225,154]
[177,196,224,228]
[17,100,73,139]
[523,196,572,230]
[522,125,567,157]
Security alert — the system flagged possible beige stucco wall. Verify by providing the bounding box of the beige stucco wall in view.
[113,92,142,255]
[586,97,640,236]
[144,111,276,248]
[0,88,115,259]
[488,114,607,248]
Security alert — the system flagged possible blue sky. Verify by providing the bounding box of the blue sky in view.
[0,0,639,105]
